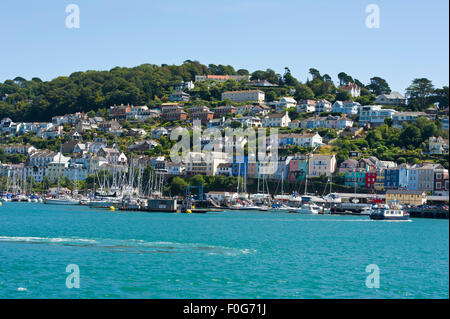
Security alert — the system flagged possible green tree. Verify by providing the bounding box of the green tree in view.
[367,76,391,96]
[406,78,434,110]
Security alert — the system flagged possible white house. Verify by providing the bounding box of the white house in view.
[216,163,233,176]
[2,144,36,155]
[151,127,168,139]
[275,97,297,112]
[262,112,291,127]
[315,99,332,113]
[359,105,397,126]
[184,152,229,176]
[333,101,360,115]
[340,83,360,97]
[375,91,406,106]
[429,136,449,155]
[297,99,316,113]
[166,162,186,175]
[221,90,265,103]
[279,133,323,148]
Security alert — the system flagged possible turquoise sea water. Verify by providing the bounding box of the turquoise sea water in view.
[0,202,448,299]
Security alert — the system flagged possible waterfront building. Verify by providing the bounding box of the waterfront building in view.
[433,168,449,196]
[365,170,377,189]
[416,163,440,192]
[384,165,409,189]
[64,163,87,181]
[184,152,229,176]
[231,156,248,178]
[308,154,336,177]
[344,170,366,188]
[287,155,308,181]
[374,161,397,191]
[385,190,426,205]
[407,167,419,191]
[45,160,70,182]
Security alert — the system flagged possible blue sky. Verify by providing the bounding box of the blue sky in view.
[0,0,448,93]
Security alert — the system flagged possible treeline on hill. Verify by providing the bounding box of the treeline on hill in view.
[0,61,448,122]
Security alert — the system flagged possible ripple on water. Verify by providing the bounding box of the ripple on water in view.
[0,236,256,256]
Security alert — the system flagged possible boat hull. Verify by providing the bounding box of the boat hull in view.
[370,213,410,220]
[44,199,80,205]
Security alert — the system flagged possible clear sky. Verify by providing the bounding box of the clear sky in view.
[0,0,448,93]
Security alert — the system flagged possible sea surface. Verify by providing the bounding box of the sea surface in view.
[0,202,448,299]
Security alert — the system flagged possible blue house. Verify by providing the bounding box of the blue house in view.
[384,166,409,189]
[232,156,248,177]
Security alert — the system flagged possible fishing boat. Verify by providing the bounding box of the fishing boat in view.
[369,201,410,221]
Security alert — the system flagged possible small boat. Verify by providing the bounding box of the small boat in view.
[295,203,321,215]
[44,196,80,205]
[369,201,409,221]
[238,205,263,211]
[268,204,296,213]
[88,198,122,208]
[11,194,30,202]
[360,206,372,215]
[324,193,342,204]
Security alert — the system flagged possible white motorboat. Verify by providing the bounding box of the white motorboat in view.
[295,203,321,214]
[360,206,372,215]
[44,196,80,205]
[324,193,342,204]
[269,204,296,213]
